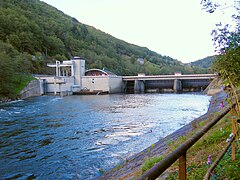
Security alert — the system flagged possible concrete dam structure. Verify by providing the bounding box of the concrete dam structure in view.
[123,73,216,93]
[35,57,123,95]
[35,57,216,95]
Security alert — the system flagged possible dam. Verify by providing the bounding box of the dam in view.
[123,73,216,93]
[34,57,216,96]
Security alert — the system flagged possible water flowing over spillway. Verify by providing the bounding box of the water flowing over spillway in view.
[0,93,211,179]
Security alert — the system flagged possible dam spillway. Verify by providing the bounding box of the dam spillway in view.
[123,73,216,93]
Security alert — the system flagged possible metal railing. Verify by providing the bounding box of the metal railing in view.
[204,133,236,179]
[138,105,235,180]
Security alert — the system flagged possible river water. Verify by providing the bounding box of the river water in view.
[0,93,211,179]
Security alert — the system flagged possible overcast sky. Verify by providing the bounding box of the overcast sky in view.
[41,0,236,63]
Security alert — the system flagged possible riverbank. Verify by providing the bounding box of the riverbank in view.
[0,97,12,104]
[99,90,227,180]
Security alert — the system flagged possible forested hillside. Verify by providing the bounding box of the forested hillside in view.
[190,56,216,69]
[0,0,210,99]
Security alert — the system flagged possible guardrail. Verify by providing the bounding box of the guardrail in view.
[122,74,217,81]
[138,94,240,180]
[204,133,236,179]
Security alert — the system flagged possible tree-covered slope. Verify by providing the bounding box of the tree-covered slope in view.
[0,0,211,99]
[0,0,209,75]
[190,56,216,69]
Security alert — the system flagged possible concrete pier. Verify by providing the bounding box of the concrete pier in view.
[173,79,182,93]
[134,80,145,94]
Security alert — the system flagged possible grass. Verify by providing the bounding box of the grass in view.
[163,113,240,179]
[119,110,239,180]
[166,147,240,180]
[141,156,164,172]
[0,74,35,100]
[213,145,240,179]
[13,74,36,95]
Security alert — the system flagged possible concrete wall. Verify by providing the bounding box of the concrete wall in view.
[20,80,43,99]
[109,76,123,93]
[82,76,109,92]
[73,59,85,88]
[81,76,123,93]
[36,75,123,94]
[41,76,75,93]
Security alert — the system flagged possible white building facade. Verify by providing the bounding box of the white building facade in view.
[36,57,123,95]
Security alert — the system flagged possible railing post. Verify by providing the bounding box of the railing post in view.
[231,116,236,160]
[231,108,237,160]
[179,152,187,180]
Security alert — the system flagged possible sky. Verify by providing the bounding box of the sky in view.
[41,0,236,63]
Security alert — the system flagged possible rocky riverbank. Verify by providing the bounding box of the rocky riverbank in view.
[99,89,227,180]
[0,97,13,104]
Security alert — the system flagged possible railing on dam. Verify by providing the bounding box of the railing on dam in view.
[122,74,217,81]
[138,93,240,180]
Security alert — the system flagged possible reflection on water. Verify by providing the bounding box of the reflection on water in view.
[0,94,210,179]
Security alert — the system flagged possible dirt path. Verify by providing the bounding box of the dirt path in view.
[98,91,227,180]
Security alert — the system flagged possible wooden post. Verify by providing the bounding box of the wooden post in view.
[179,152,187,180]
[231,112,236,160]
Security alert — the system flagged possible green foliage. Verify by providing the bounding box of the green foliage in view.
[211,22,240,87]
[206,127,230,143]
[190,55,216,69]
[0,0,211,99]
[13,74,36,95]
[0,40,34,99]
[165,114,239,179]
[214,146,240,179]
[141,156,163,172]
[202,0,240,87]
[0,0,208,76]
[184,147,240,180]
[213,47,240,87]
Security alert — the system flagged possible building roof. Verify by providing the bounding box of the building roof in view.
[85,69,117,76]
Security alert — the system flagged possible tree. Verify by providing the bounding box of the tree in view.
[202,1,240,159]
[0,41,18,98]
[0,52,15,98]
[201,0,240,87]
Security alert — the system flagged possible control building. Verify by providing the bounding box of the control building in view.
[36,57,123,95]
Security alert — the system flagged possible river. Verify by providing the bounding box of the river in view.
[0,93,211,179]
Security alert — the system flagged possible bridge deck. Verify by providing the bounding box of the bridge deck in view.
[122,74,217,81]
